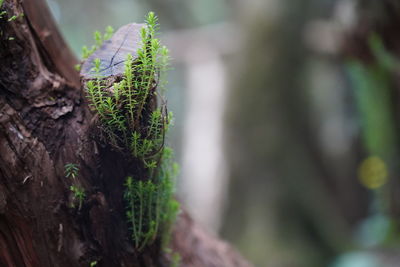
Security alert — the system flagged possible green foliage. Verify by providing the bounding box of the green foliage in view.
[85,11,179,251]
[171,252,181,267]
[124,147,179,250]
[0,0,5,19]
[86,12,170,164]
[103,26,114,40]
[7,15,16,21]
[65,163,85,210]
[124,177,158,250]
[0,3,23,21]
[347,34,397,158]
[7,13,23,22]
[90,261,97,267]
[81,26,114,60]
[70,185,86,210]
[64,163,79,179]
[157,147,180,248]
[368,33,399,71]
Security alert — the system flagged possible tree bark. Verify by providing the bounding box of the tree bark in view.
[0,0,250,266]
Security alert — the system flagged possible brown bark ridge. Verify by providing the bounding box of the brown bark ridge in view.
[0,0,251,266]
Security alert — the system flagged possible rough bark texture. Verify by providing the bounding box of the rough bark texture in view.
[0,0,250,266]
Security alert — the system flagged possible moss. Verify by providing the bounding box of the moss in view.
[84,12,179,251]
[64,163,85,211]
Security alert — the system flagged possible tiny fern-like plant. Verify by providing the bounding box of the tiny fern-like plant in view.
[84,12,179,251]
[65,163,79,179]
[70,185,86,210]
[82,26,114,60]
[75,26,114,71]
[64,163,85,211]
[0,0,6,19]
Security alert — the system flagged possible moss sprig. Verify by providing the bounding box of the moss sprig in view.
[82,26,114,60]
[75,26,115,71]
[124,147,179,250]
[64,163,85,211]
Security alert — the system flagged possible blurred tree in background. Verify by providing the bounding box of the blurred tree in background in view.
[223,0,365,266]
[223,0,400,266]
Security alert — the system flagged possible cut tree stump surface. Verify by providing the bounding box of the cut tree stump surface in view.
[81,23,144,78]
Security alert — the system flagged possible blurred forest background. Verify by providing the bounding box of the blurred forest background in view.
[47,0,400,266]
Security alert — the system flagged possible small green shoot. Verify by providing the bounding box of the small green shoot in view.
[64,163,79,179]
[171,252,181,267]
[7,13,23,22]
[70,185,85,210]
[0,0,4,19]
[124,147,179,250]
[103,26,114,40]
[81,26,114,60]
[65,163,85,210]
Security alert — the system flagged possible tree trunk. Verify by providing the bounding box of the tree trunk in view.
[221,1,363,266]
[0,0,250,266]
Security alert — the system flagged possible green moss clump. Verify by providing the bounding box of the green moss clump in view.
[124,148,179,250]
[84,11,179,251]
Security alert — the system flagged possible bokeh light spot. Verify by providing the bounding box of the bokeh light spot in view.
[358,156,388,189]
